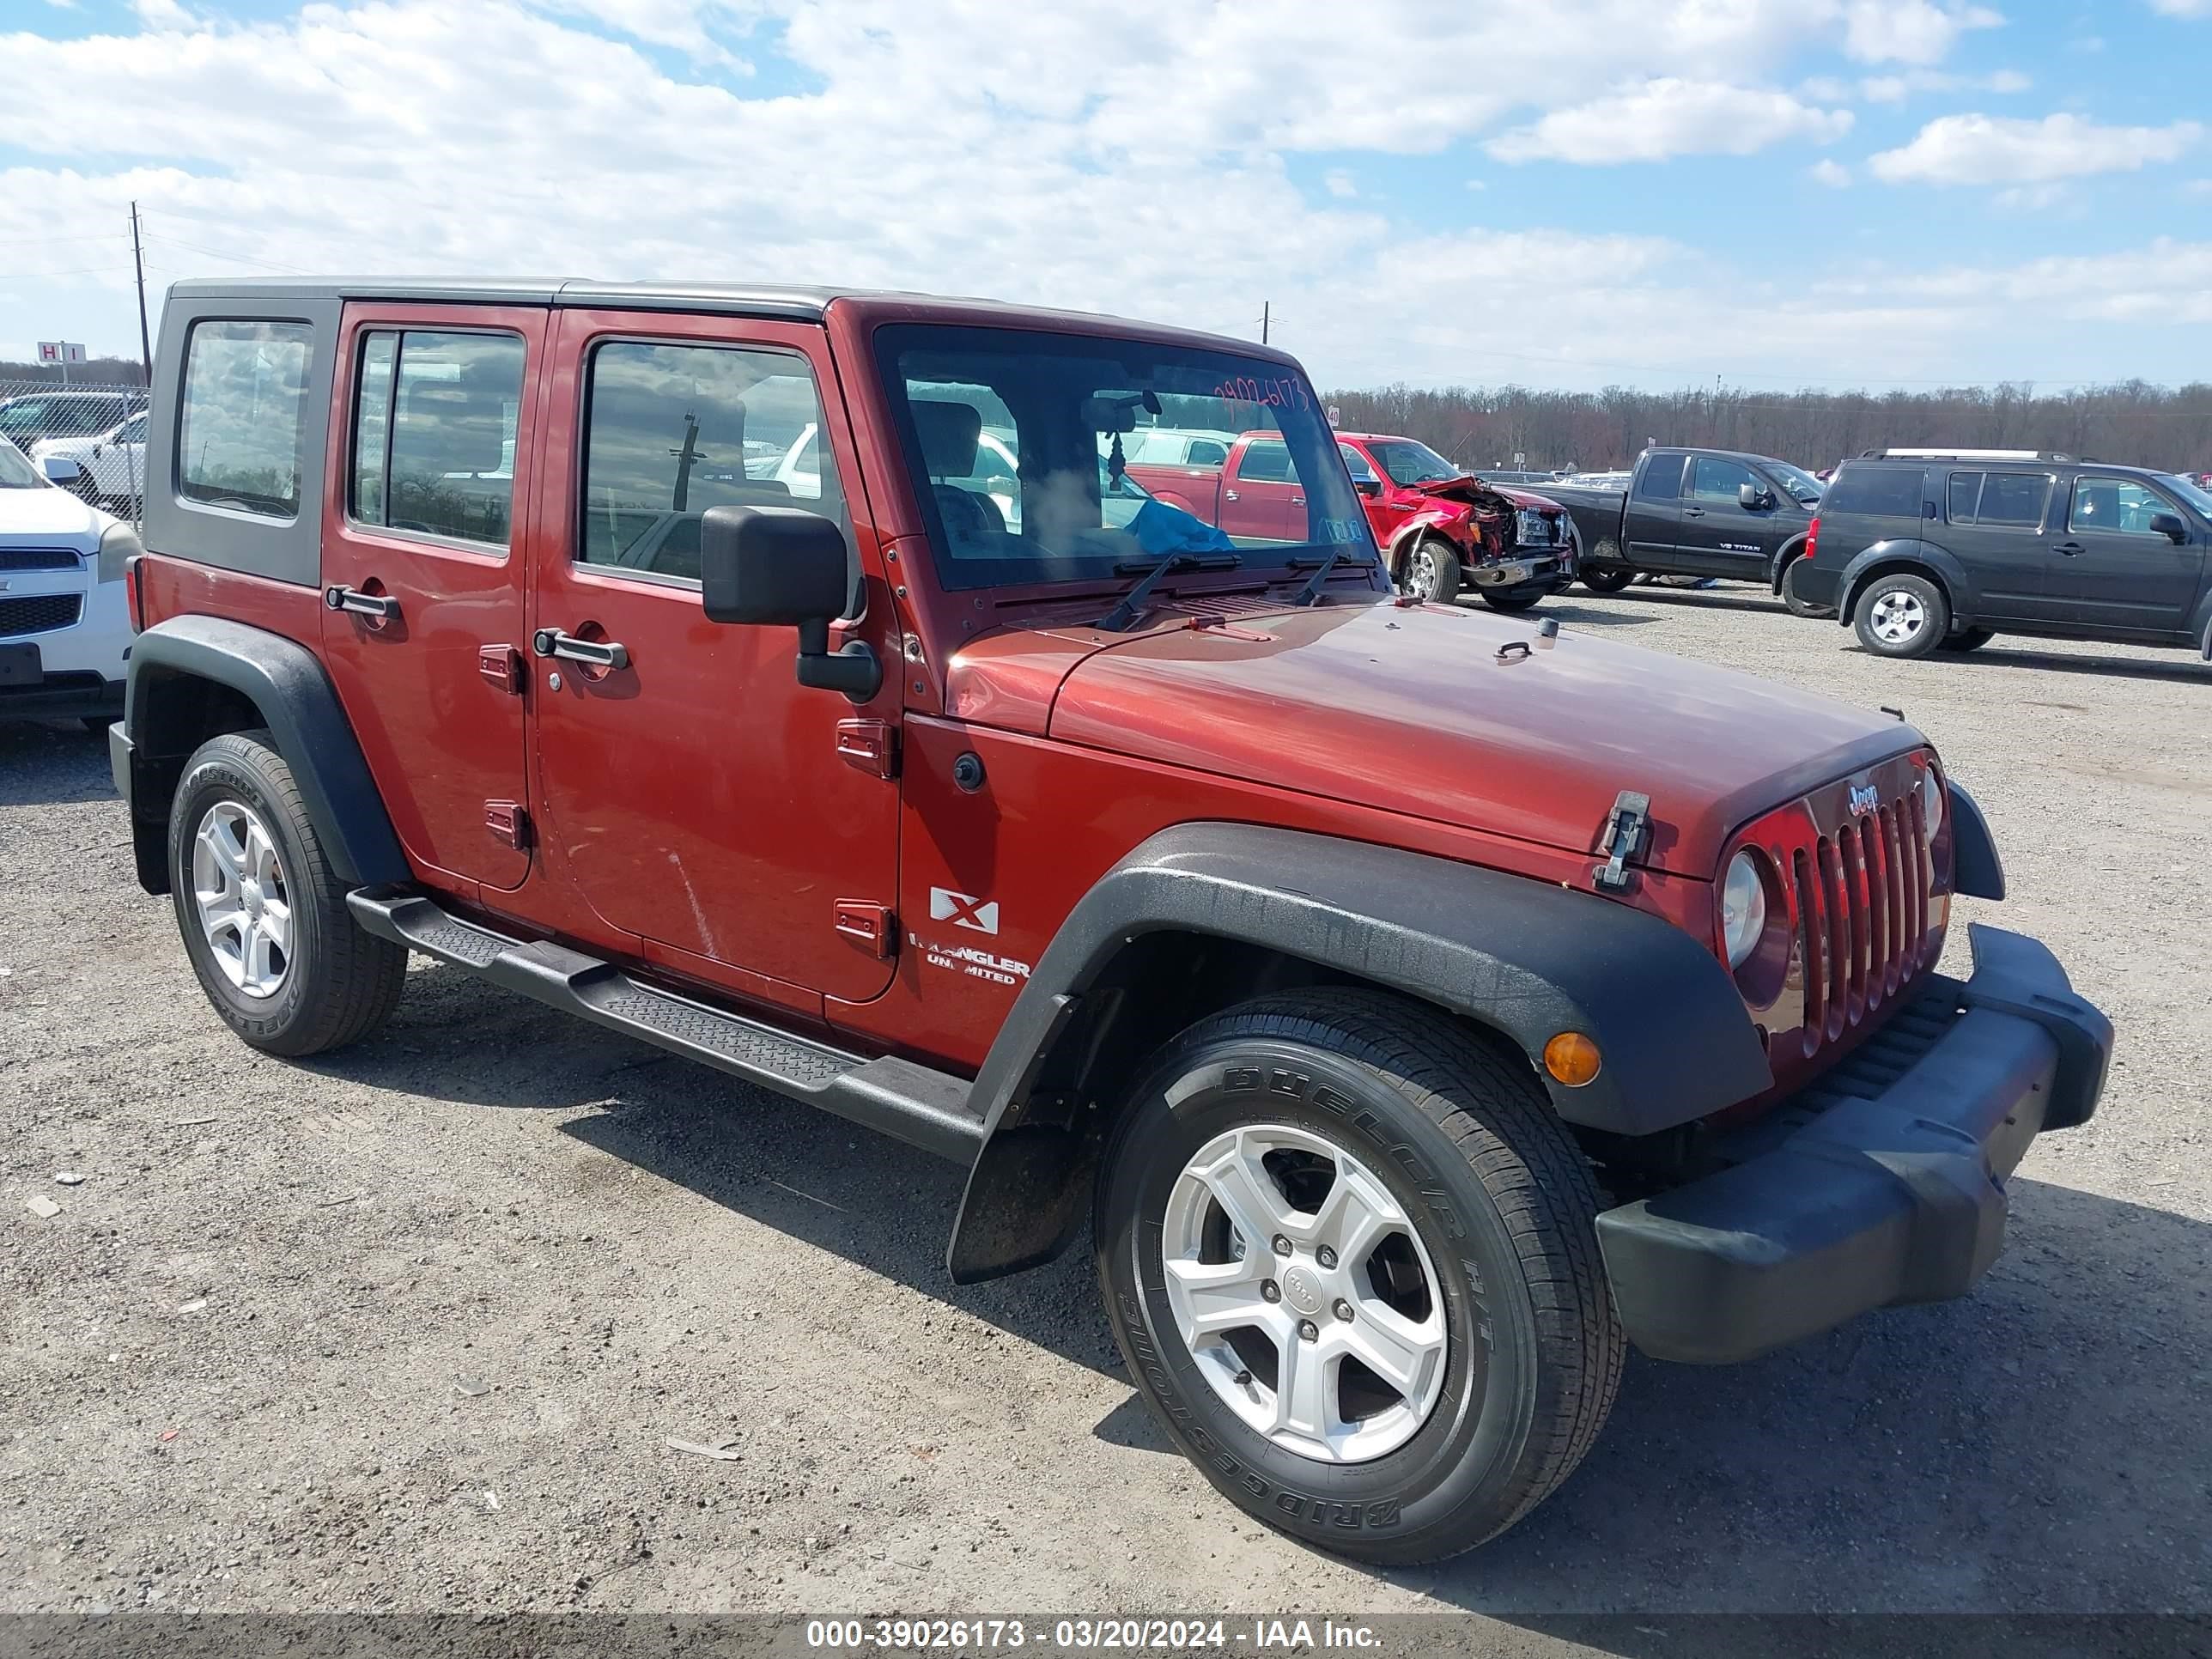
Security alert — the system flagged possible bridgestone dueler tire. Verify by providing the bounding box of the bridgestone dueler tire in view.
[1094,990,1623,1565]
[168,730,407,1057]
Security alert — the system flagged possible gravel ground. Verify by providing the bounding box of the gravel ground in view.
[3,588,2209,1636]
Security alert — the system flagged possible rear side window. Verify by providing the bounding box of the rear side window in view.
[1237,441,1293,483]
[178,320,314,520]
[1634,455,1685,501]
[1187,438,1229,467]
[1822,465,1923,519]
[349,330,526,548]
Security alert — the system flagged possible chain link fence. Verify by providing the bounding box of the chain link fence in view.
[0,378,151,521]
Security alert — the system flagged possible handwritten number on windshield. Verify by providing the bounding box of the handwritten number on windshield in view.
[1212,377,1310,412]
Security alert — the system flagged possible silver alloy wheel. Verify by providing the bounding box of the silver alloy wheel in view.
[1408,543,1439,599]
[191,799,293,1000]
[1869,587,1927,644]
[1161,1123,1449,1464]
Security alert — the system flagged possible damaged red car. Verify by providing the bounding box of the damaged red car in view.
[1334,432,1577,611]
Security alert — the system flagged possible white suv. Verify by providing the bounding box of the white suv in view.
[0,437,138,730]
[33,410,149,510]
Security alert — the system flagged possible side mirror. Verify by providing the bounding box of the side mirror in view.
[40,457,82,484]
[2150,511,2187,544]
[698,505,879,702]
[1737,482,1771,510]
[1354,477,1382,498]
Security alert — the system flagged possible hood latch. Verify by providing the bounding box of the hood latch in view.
[1593,791,1651,893]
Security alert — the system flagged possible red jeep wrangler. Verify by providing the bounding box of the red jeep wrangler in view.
[112,277,2111,1565]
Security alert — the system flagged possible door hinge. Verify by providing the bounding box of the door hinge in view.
[478,645,525,694]
[836,718,898,779]
[832,900,895,957]
[485,800,531,849]
[1592,790,1650,893]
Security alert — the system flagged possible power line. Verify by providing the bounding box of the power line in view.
[140,228,314,274]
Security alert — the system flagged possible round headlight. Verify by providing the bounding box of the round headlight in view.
[1921,767,1944,842]
[1721,849,1768,969]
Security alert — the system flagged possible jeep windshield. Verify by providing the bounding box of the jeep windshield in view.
[874,324,1374,591]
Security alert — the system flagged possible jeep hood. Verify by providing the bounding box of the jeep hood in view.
[960,599,1918,877]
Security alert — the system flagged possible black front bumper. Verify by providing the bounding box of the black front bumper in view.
[0,674,125,723]
[1595,924,2112,1364]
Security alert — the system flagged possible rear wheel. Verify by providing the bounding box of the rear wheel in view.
[1479,585,1544,613]
[1095,991,1622,1565]
[168,730,407,1056]
[1401,538,1462,605]
[1778,553,1829,618]
[1852,572,1948,659]
[1938,628,1994,653]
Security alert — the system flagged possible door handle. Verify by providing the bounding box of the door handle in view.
[2052,541,2084,556]
[1682,506,1705,518]
[325,583,400,621]
[532,628,630,671]
[1290,495,1305,507]
[1224,489,1240,501]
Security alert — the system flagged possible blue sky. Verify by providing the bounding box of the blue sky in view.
[3,0,2209,391]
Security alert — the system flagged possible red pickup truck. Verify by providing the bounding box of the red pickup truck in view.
[1333,432,1577,612]
[1121,429,1314,544]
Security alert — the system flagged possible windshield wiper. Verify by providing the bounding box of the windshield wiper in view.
[1287,548,1377,605]
[1097,550,1240,632]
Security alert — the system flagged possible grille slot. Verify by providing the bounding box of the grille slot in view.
[0,548,82,572]
[1792,786,1936,1060]
[0,594,82,637]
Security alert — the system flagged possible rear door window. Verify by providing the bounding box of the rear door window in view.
[1822,465,1924,519]
[1634,455,1685,501]
[1973,471,2051,528]
[178,320,314,520]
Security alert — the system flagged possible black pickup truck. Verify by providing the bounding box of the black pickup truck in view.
[1547,447,1826,609]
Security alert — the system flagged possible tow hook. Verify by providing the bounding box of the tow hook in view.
[1593,790,1650,893]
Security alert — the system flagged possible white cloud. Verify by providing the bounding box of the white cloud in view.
[1322,169,1358,198]
[1838,0,2002,65]
[2148,0,2210,16]
[1487,79,1852,164]
[1870,112,2203,184]
[1855,66,2031,100]
[1808,158,1852,186]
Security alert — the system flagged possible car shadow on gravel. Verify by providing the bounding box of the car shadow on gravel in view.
[1413,1177,2210,1621]
[1859,643,2212,684]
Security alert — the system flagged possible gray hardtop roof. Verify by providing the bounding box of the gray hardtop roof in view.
[161,277,1297,362]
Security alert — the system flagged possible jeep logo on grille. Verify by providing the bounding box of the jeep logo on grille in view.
[1847,783,1881,817]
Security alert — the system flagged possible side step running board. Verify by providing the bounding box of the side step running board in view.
[348,890,986,1164]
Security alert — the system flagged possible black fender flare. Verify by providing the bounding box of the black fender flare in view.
[120,615,410,890]
[945,822,1771,1282]
[1766,531,1811,592]
[1948,778,2004,901]
[1834,538,1976,628]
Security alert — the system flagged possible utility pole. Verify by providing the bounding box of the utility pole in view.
[1261,301,1270,345]
[130,202,153,388]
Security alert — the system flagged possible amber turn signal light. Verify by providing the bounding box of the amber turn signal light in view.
[1543,1031,1601,1087]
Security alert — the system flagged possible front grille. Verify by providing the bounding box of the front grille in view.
[0,547,82,572]
[1791,786,1934,1055]
[0,594,83,637]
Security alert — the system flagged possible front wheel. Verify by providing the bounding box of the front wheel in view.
[1401,538,1462,606]
[1478,585,1545,613]
[1578,563,1634,593]
[168,729,408,1056]
[1095,991,1622,1565]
